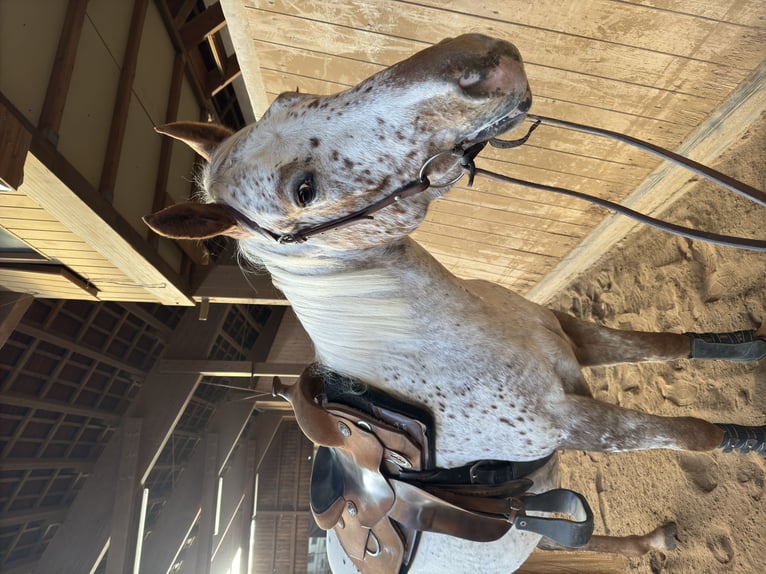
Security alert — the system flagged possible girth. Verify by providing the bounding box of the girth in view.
[273,367,593,574]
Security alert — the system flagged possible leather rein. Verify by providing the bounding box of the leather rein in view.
[235,115,766,250]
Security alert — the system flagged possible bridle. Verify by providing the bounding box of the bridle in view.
[231,115,766,251]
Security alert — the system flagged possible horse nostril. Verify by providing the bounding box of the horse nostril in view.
[518,92,532,113]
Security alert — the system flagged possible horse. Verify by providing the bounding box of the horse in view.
[143,34,765,573]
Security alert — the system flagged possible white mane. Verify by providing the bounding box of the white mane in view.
[238,242,417,384]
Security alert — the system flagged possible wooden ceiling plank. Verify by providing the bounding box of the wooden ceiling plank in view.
[244,7,753,98]
[443,186,596,223]
[0,266,98,300]
[408,0,765,63]
[622,0,763,26]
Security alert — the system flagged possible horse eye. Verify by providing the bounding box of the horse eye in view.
[296,174,316,207]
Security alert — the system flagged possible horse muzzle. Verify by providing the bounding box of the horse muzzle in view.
[404,34,533,146]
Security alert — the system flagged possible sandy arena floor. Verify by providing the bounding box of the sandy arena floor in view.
[548,113,766,573]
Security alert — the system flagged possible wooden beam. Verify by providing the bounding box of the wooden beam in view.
[1,393,120,425]
[37,0,90,145]
[16,324,145,377]
[252,412,286,473]
[34,306,228,574]
[150,53,184,218]
[529,61,766,304]
[171,0,197,27]
[0,292,33,349]
[158,359,305,379]
[148,51,209,266]
[0,506,68,528]
[0,457,93,473]
[194,265,288,305]
[180,2,225,49]
[154,0,217,121]
[207,54,241,97]
[0,558,39,574]
[105,418,143,574]
[99,0,150,200]
[0,103,33,191]
[253,510,311,518]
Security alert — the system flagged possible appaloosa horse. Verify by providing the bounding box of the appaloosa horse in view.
[144,35,765,573]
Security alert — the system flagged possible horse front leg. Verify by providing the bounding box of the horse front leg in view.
[552,311,766,367]
[555,395,766,456]
[537,522,677,558]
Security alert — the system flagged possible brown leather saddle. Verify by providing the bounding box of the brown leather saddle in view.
[273,367,593,574]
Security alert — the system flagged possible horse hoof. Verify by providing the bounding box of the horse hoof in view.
[717,424,766,455]
[647,522,678,551]
[661,522,678,551]
[687,330,766,361]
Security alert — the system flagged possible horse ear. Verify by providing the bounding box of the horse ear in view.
[143,202,248,240]
[155,122,234,160]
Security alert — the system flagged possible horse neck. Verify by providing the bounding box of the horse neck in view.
[250,238,467,386]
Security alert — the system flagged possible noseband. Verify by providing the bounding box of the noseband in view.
[230,117,766,251]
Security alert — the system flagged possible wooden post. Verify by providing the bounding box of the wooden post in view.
[194,432,219,574]
[37,0,90,145]
[240,437,258,574]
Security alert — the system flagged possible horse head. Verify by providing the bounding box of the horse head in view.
[144,34,530,254]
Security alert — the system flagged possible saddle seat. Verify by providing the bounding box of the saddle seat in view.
[273,366,593,574]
